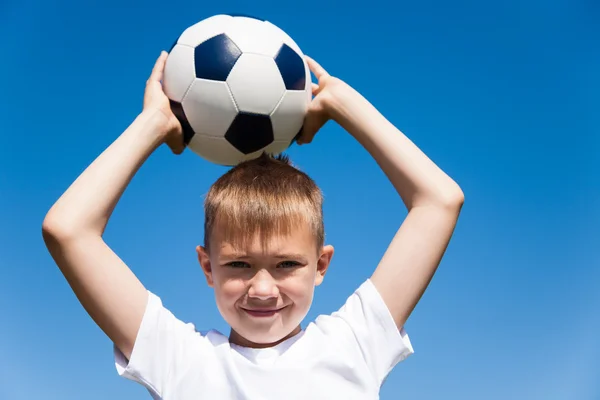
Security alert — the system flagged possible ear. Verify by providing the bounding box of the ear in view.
[196,245,214,287]
[314,245,334,286]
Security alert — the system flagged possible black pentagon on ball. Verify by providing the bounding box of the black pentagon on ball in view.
[225,112,274,154]
[194,34,242,81]
[274,44,306,90]
[169,100,195,145]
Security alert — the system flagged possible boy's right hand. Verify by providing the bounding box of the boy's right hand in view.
[143,51,185,155]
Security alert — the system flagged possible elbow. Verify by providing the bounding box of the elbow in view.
[42,212,87,243]
[444,184,465,210]
[42,214,69,244]
[42,204,103,245]
[420,182,464,212]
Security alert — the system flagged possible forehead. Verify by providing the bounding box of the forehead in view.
[212,223,316,256]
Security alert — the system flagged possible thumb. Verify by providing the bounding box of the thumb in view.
[165,129,185,155]
[297,108,327,145]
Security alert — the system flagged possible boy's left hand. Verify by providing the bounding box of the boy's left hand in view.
[296,56,345,145]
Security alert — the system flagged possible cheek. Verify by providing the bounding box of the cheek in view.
[283,269,317,302]
[215,275,247,305]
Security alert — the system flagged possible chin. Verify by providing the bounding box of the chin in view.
[223,303,311,346]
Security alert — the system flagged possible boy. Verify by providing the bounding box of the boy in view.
[42,51,464,399]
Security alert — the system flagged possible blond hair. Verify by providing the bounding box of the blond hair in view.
[203,153,324,254]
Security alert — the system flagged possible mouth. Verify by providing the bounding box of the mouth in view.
[241,305,287,318]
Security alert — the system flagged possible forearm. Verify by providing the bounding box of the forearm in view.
[329,84,463,210]
[44,110,168,237]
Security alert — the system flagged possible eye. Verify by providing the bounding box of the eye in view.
[226,261,251,269]
[277,261,301,269]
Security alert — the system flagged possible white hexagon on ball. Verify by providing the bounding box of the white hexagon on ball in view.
[224,17,284,57]
[262,140,293,157]
[188,135,265,166]
[182,78,238,137]
[226,53,286,115]
[163,45,196,102]
[270,90,308,142]
[177,14,233,47]
[264,21,304,57]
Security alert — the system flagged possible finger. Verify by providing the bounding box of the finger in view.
[166,134,185,154]
[311,83,320,95]
[171,144,185,155]
[297,111,327,145]
[149,51,168,82]
[305,56,329,79]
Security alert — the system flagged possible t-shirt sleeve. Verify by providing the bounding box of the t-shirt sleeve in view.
[326,279,415,385]
[113,290,204,398]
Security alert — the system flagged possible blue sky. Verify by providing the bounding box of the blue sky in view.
[1,0,598,399]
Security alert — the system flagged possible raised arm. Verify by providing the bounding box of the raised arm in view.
[42,52,183,359]
[300,57,464,330]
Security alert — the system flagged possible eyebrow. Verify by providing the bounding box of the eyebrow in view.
[273,253,308,261]
[221,252,308,261]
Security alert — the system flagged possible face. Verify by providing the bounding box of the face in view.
[197,223,334,348]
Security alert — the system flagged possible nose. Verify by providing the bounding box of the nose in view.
[247,270,279,300]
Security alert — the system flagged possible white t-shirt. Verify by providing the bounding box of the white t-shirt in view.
[114,279,414,399]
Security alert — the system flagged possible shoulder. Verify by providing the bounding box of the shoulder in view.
[308,279,414,384]
[115,290,222,378]
[114,290,237,397]
[314,279,399,331]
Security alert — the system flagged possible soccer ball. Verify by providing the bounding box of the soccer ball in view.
[163,14,311,166]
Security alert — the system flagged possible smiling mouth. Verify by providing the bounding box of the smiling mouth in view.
[242,306,287,318]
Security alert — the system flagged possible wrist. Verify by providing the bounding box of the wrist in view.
[137,109,172,139]
[324,80,358,125]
